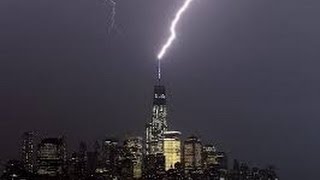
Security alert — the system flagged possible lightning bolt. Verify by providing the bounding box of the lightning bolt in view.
[105,0,116,34]
[157,0,194,60]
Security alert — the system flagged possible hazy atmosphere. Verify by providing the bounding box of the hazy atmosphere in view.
[1,0,319,179]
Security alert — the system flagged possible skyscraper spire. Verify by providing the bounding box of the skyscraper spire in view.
[157,60,161,84]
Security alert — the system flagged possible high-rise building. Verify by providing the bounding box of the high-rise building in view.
[69,142,88,179]
[202,145,230,179]
[163,131,181,170]
[36,137,67,177]
[143,153,165,179]
[146,85,168,155]
[123,136,143,179]
[21,131,35,173]
[202,145,228,170]
[183,136,202,171]
[96,138,123,178]
[202,144,217,169]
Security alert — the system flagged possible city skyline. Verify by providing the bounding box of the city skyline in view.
[1,129,278,179]
[1,73,279,179]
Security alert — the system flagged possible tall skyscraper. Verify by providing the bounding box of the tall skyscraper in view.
[145,85,168,155]
[163,131,182,170]
[202,144,228,170]
[183,136,202,171]
[36,137,67,177]
[123,136,143,178]
[202,144,217,169]
[96,138,120,174]
[21,131,35,173]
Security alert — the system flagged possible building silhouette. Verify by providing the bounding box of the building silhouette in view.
[36,137,67,177]
[21,131,35,174]
[68,142,87,179]
[95,138,122,178]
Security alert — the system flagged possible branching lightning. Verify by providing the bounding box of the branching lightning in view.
[157,0,194,60]
[105,0,117,33]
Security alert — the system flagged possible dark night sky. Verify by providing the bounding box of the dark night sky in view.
[1,0,319,179]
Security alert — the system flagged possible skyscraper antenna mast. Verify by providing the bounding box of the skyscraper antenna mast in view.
[157,60,161,83]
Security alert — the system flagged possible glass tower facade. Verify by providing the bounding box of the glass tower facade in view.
[145,85,168,155]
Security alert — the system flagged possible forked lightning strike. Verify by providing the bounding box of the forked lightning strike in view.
[105,0,116,33]
[157,0,194,60]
